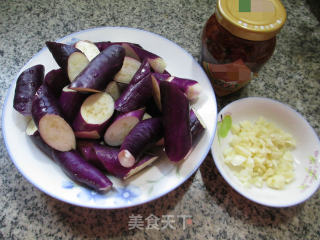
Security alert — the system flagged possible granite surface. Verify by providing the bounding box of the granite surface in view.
[0,0,320,239]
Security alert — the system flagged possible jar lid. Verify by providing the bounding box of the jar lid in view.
[216,0,286,41]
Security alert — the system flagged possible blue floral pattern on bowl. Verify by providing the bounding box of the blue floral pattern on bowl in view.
[62,180,141,205]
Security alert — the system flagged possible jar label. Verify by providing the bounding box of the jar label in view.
[202,59,252,96]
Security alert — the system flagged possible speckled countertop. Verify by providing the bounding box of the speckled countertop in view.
[1,0,320,239]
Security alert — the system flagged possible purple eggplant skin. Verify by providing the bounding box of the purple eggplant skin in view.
[123,43,166,73]
[115,74,153,113]
[77,140,105,170]
[44,68,70,98]
[59,86,87,123]
[92,144,123,174]
[46,41,80,70]
[119,118,163,167]
[124,43,158,60]
[160,81,192,162]
[69,45,125,92]
[77,141,122,176]
[151,73,171,82]
[13,65,44,116]
[152,74,200,101]
[93,143,158,179]
[52,150,113,192]
[94,41,112,51]
[95,42,142,52]
[144,98,162,117]
[32,83,76,151]
[129,59,151,85]
[154,109,205,147]
[168,77,201,101]
[87,143,132,179]
[95,42,165,73]
[169,77,198,91]
[31,84,62,126]
[189,109,205,142]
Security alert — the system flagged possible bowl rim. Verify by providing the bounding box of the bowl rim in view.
[212,96,320,208]
[2,26,218,209]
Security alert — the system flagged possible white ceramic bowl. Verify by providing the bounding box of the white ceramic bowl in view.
[212,97,320,207]
[2,27,217,209]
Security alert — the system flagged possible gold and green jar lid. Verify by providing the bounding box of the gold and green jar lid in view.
[216,0,287,41]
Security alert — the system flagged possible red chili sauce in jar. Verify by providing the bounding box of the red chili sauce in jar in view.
[201,0,286,96]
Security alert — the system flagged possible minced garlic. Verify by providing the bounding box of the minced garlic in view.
[223,117,296,189]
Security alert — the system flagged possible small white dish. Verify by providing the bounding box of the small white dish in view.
[2,27,217,209]
[212,97,320,207]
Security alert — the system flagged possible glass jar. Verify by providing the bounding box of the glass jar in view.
[201,0,286,96]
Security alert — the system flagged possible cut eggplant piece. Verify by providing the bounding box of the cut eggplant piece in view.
[46,41,80,70]
[67,52,90,82]
[122,43,166,73]
[167,76,201,101]
[153,109,205,148]
[32,84,76,152]
[121,43,140,60]
[13,65,44,116]
[94,41,112,51]
[104,108,145,146]
[59,86,87,123]
[160,81,191,162]
[94,42,142,59]
[114,56,141,84]
[189,108,206,141]
[115,73,153,113]
[119,118,163,168]
[152,73,201,105]
[77,140,105,169]
[69,45,125,92]
[85,143,158,179]
[94,143,158,179]
[74,40,100,61]
[94,42,123,52]
[105,81,121,100]
[27,120,112,192]
[90,144,122,174]
[72,92,114,139]
[52,150,113,192]
[129,58,151,85]
[44,68,70,98]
